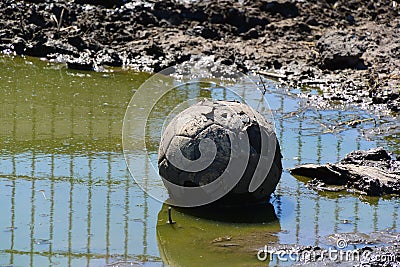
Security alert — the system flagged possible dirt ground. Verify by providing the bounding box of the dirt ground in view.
[1,0,399,113]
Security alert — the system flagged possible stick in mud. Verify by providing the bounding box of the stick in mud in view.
[168,207,176,224]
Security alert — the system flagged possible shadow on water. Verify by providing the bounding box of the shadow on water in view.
[0,55,399,266]
[175,202,278,224]
[156,203,280,267]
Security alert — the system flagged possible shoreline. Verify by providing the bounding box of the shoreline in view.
[1,0,399,115]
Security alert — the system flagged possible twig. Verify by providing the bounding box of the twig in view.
[338,118,375,128]
[257,70,287,80]
[50,8,64,32]
[167,207,175,224]
[39,190,47,200]
[314,118,334,133]
[58,8,64,32]
[259,74,267,95]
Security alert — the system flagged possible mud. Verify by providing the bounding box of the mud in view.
[266,231,400,266]
[0,0,399,114]
[290,147,400,197]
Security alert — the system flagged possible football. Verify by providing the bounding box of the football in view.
[158,99,282,206]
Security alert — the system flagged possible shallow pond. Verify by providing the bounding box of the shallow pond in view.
[0,56,399,267]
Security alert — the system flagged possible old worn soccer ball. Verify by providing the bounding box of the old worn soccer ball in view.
[158,99,282,206]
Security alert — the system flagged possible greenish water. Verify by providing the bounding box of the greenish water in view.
[0,56,399,267]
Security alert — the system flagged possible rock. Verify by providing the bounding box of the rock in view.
[340,147,391,165]
[305,16,319,26]
[20,37,78,57]
[242,27,259,40]
[11,36,26,54]
[387,100,400,112]
[145,43,164,58]
[135,10,158,26]
[74,0,124,8]
[95,48,122,66]
[260,1,299,18]
[152,1,183,25]
[67,35,87,51]
[290,147,400,196]
[66,53,94,70]
[189,25,220,40]
[158,100,282,206]
[181,8,207,22]
[27,9,47,27]
[346,15,356,25]
[317,31,367,70]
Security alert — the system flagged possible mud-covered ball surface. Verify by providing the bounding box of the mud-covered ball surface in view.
[158,99,282,205]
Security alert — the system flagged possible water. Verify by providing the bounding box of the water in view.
[0,56,398,267]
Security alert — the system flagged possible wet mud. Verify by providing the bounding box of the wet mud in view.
[290,147,400,197]
[1,0,399,113]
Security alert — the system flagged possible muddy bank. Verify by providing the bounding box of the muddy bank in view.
[266,231,400,266]
[290,147,400,196]
[0,0,399,113]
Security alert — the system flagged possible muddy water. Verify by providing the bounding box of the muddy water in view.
[0,56,399,267]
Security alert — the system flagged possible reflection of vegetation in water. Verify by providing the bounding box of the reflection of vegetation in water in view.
[383,133,400,155]
[0,56,150,154]
[145,81,213,153]
[156,204,280,267]
[0,56,161,267]
[0,56,399,267]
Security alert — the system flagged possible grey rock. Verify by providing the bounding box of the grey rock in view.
[317,31,367,70]
[290,147,400,196]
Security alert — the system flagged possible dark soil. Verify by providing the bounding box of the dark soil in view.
[0,0,399,113]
